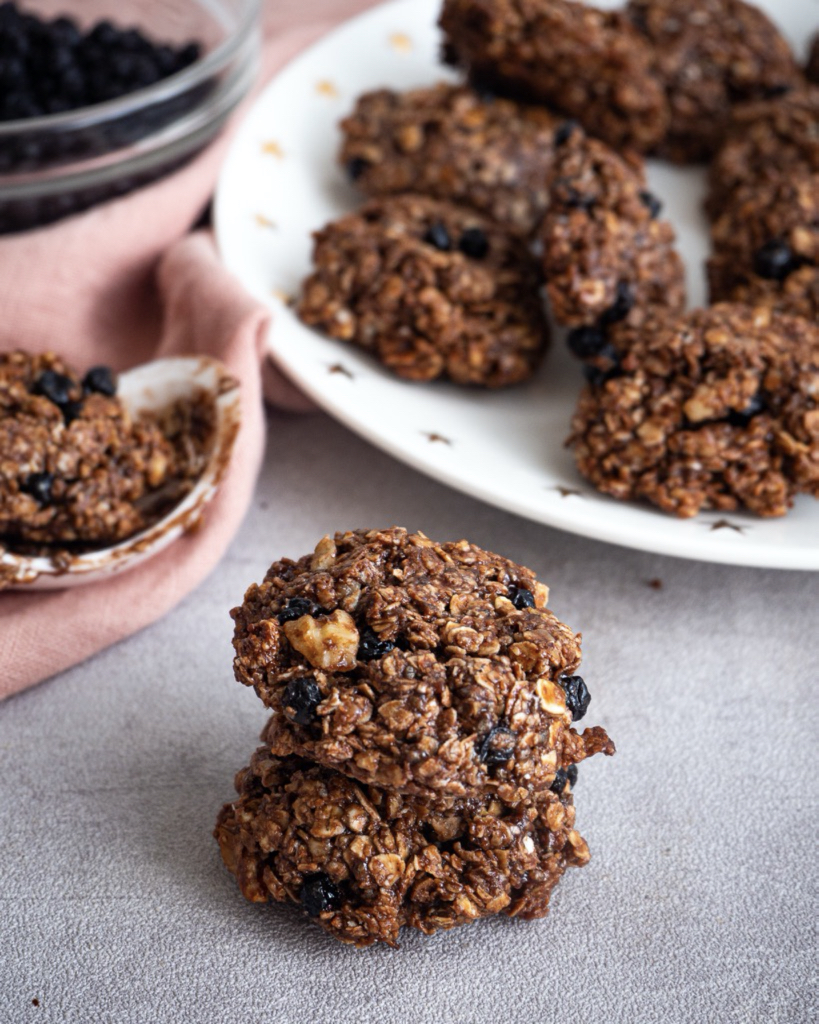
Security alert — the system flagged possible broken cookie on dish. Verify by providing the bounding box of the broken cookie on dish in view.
[0,351,178,546]
[339,83,569,238]
[439,0,668,153]
[297,194,548,386]
[232,528,614,806]
[626,0,800,162]
[214,744,593,948]
[569,304,819,518]
[539,136,685,345]
[708,174,819,324]
[707,88,819,217]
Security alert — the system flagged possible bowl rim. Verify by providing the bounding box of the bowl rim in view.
[0,0,262,138]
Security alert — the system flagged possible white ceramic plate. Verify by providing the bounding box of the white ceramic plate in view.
[215,0,819,570]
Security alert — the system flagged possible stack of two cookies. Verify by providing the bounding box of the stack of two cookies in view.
[215,528,614,947]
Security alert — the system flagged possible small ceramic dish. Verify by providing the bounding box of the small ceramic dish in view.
[0,354,241,590]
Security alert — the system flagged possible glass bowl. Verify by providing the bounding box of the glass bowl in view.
[0,0,261,233]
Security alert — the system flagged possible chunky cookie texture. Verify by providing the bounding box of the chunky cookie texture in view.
[569,304,819,518]
[540,137,685,328]
[214,745,592,947]
[297,194,548,386]
[707,88,819,217]
[627,0,800,162]
[339,84,564,237]
[708,175,819,323]
[0,351,176,545]
[232,528,614,804]
[439,0,668,153]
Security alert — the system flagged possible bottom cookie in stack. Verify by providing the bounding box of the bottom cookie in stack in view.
[215,739,593,948]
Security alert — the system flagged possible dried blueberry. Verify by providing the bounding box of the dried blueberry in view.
[346,156,370,181]
[583,362,618,387]
[508,585,535,610]
[60,399,84,424]
[82,365,116,397]
[277,597,319,624]
[639,190,662,219]
[424,221,451,251]
[554,119,579,146]
[601,281,634,325]
[32,369,73,407]
[476,725,516,765]
[299,874,341,917]
[728,392,766,428]
[563,185,595,211]
[566,325,608,359]
[753,239,798,281]
[358,627,395,662]
[550,764,578,795]
[560,675,590,721]
[21,471,53,506]
[282,677,322,726]
[458,227,489,259]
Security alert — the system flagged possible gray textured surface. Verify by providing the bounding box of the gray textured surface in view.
[1,410,817,1024]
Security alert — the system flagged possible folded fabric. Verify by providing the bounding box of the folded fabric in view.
[0,0,377,699]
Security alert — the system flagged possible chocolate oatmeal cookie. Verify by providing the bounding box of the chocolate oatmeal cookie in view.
[297,195,548,386]
[540,137,685,329]
[627,0,800,162]
[569,304,819,518]
[232,528,614,804]
[0,351,177,545]
[439,0,668,153]
[708,174,819,323]
[215,744,592,947]
[339,84,565,237]
[707,88,819,217]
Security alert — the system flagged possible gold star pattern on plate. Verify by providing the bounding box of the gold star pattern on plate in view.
[255,214,277,229]
[261,140,284,158]
[316,80,339,98]
[270,287,293,305]
[424,432,451,444]
[550,485,582,498]
[388,32,412,52]
[328,363,353,379]
[709,519,746,534]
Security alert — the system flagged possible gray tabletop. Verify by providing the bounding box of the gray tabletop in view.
[2,409,817,1024]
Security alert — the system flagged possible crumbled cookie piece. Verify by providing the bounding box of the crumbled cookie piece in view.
[540,137,685,328]
[708,174,819,323]
[627,0,800,162]
[297,195,548,386]
[439,0,668,153]
[231,527,614,804]
[339,84,567,237]
[0,351,177,545]
[707,88,819,217]
[214,745,592,947]
[569,304,819,517]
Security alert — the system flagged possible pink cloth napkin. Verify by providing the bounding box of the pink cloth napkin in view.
[0,0,377,700]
